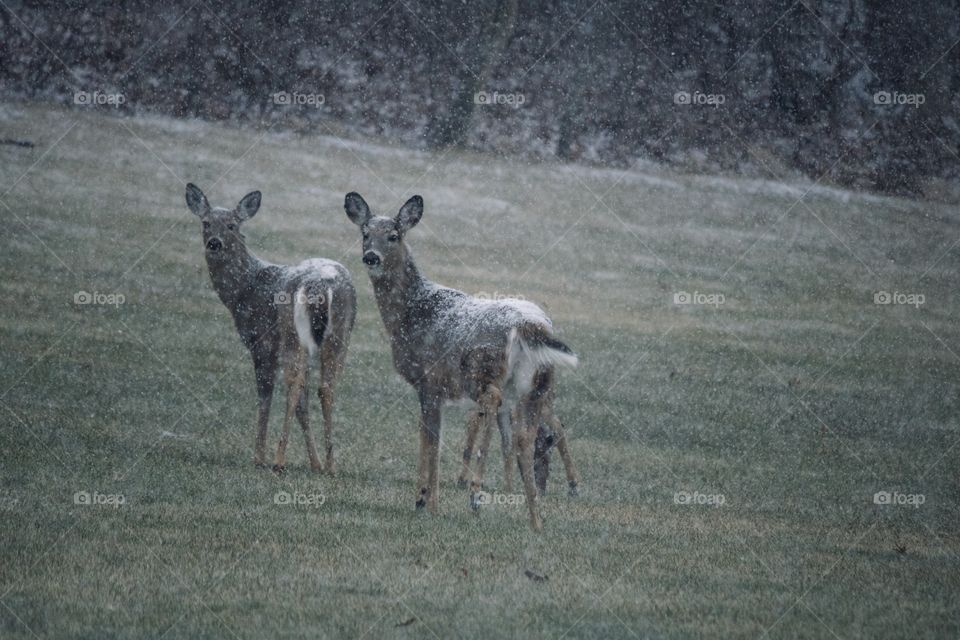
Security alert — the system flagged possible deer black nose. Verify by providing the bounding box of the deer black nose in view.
[206,237,223,252]
[363,251,380,266]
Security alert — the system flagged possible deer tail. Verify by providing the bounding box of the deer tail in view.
[516,323,579,369]
[508,324,578,394]
[293,284,330,358]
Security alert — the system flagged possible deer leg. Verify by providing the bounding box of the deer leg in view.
[470,388,501,511]
[534,421,553,496]
[318,346,344,476]
[415,415,430,510]
[457,409,482,489]
[418,393,442,515]
[427,427,441,515]
[295,372,323,473]
[546,409,580,497]
[252,360,275,468]
[274,351,306,474]
[498,406,514,493]
[514,402,543,531]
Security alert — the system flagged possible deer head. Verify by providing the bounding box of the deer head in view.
[185,183,261,260]
[343,192,422,276]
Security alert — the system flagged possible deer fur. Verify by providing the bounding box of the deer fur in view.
[186,183,355,474]
[344,192,577,530]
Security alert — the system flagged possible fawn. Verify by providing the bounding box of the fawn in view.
[462,383,581,498]
[185,183,355,473]
[344,192,578,530]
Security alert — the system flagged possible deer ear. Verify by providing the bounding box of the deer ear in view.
[344,192,371,226]
[185,183,210,217]
[396,195,423,232]
[236,191,261,221]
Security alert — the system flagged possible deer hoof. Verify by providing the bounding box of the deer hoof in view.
[568,481,578,497]
[272,464,286,475]
[457,478,468,490]
[415,498,426,511]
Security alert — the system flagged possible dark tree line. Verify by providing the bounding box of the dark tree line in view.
[1,0,957,197]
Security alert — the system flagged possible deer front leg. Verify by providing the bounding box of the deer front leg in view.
[457,409,482,489]
[252,358,275,468]
[416,392,443,514]
[498,406,514,493]
[416,415,430,510]
[513,404,543,531]
[274,351,307,474]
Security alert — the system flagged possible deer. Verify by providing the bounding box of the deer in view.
[461,384,581,499]
[343,192,578,530]
[185,183,355,474]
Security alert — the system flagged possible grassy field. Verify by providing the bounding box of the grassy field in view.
[1,102,958,639]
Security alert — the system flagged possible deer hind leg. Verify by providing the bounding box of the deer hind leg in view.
[534,420,553,496]
[295,373,323,473]
[274,349,307,474]
[458,409,482,489]
[513,401,542,531]
[545,407,580,497]
[469,387,501,511]
[318,340,346,476]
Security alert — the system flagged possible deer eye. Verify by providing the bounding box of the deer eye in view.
[362,232,370,240]
[227,223,236,231]
[388,233,399,242]
[202,221,210,229]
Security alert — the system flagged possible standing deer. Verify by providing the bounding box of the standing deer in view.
[185,183,355,474]
[343,192,578,530]
[461,384,581,498]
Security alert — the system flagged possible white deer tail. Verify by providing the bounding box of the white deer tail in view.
[507,324,578,393]
[293,285,330,358]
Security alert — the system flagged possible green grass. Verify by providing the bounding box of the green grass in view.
[0,102,958,639]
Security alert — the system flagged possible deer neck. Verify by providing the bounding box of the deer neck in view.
[205,242,262,310]
[369,247,426,336]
